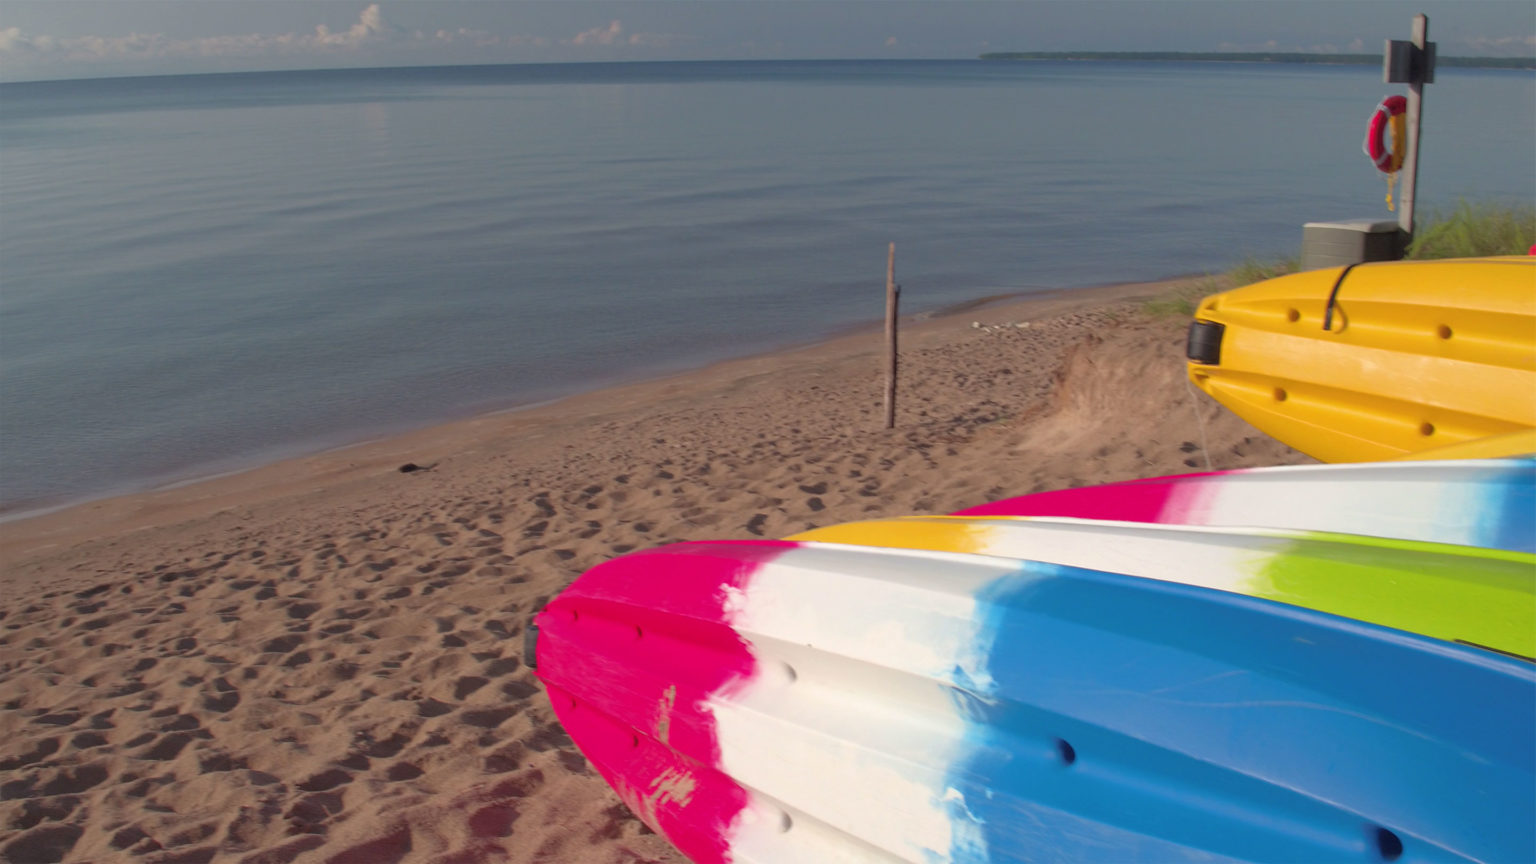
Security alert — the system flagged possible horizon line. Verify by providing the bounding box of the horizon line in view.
[5,51,1533,86]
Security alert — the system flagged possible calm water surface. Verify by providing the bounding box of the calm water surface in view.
[2,60,1532,513]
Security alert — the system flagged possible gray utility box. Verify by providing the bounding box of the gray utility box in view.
[1300,220,1405,270]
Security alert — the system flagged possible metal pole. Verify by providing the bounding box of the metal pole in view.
[1398,14,1428,242]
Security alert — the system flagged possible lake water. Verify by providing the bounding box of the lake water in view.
[1,60,1532,514]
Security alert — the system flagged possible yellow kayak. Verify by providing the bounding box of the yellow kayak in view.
[1392,428,1536,461]
[1186,256,1536,462]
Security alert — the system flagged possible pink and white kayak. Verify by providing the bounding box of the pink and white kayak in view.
[529,458,1536,863]
[955,457,1534,554]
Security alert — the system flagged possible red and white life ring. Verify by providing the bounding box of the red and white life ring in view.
[1363,95,1407,174]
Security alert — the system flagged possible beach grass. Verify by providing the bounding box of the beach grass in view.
[1142,255,1300,318]
[1228,255,1300,285]
[1407,200,1536,259]
[1141,291,1206,318]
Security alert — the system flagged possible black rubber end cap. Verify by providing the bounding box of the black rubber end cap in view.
[523,622,539,670]
[1187,320,1225,365]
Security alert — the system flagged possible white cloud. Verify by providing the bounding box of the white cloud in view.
[571,20,623,47]
[565,20,688,50]
[432,27,514,48]
[0,4,395,63]
[1462,33,1536,52]
[0,3,698,79]
[1220,32,1534,58]
[1305,39,1368,55]
[564,19,682,50]
[629,31,693,49]
[1216,39,1309,53]
[0,25,35,52]
[313,3,387,47]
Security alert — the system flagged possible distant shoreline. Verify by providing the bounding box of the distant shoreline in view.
[979,51,1536,70]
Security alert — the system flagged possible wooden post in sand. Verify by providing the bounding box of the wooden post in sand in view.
[883,243,899,430]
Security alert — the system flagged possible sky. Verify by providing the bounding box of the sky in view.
[1,1,1532,82]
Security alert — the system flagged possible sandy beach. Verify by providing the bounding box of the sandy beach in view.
[0,276,1311,864]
